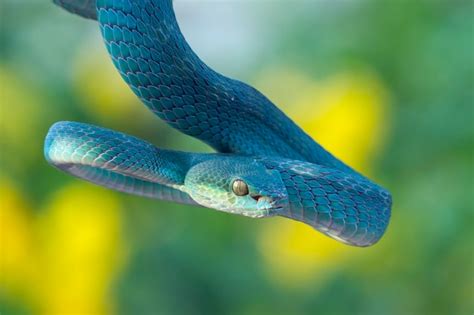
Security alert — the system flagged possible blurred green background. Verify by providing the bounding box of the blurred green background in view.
[1,1,473,314]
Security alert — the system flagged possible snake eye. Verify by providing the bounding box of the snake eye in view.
[232,179,249,196]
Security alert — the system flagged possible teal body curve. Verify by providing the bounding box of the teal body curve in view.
[46,0,392,246]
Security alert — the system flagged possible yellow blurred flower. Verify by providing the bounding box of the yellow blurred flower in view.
[0,179,126,315]
[254,68,390,287]
[0,179,37,302]
[36,183,126,315]
[290,73,389,173]
[256,68,389,173]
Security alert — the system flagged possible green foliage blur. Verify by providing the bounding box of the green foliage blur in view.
[1,1,473,314]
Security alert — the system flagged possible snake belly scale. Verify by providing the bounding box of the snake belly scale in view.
[46,0,392,247]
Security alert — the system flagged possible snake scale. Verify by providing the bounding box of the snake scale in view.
[46,0,391,246]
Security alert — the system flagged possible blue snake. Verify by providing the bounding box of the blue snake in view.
[45,0,392,246]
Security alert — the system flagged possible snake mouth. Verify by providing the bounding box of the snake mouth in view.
[254,195,282,212]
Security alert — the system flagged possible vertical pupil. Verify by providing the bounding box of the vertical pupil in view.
[233,180,248,196]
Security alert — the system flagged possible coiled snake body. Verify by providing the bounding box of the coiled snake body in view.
[46,0,391,246]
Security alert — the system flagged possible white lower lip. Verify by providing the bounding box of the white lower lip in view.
[256,196,272,208]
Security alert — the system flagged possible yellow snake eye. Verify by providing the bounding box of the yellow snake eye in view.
[232,179,249,196]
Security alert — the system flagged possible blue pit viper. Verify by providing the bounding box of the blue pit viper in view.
[45,0,392,247]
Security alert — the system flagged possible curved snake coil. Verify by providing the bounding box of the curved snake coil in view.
[46,0,392,246]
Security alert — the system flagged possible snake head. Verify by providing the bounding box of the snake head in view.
[184,157,288,218]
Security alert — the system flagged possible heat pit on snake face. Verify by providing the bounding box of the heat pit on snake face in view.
[251,195,263,202]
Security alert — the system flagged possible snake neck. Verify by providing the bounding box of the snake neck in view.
[258,158,391,246]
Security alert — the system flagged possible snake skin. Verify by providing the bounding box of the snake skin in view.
[46,0,392,246]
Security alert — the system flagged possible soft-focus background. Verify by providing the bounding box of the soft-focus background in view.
[1,1,473,314]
